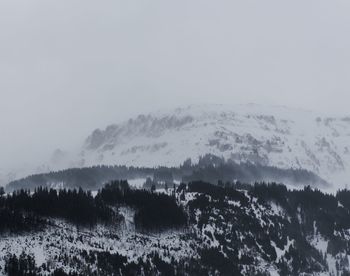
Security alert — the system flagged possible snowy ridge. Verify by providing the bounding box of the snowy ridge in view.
[2,104,349,189]
[77,104,350,187]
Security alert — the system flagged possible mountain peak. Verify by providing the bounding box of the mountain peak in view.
[77,104,350,186]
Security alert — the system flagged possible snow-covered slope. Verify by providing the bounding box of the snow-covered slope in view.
[2,183,350,275]
[78,104,350,186]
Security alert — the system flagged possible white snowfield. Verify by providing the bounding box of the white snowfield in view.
[77,104,350,188]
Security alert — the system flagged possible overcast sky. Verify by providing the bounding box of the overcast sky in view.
[1,0,350,168]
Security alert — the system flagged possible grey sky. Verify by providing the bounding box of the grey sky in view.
[1,0,350,168]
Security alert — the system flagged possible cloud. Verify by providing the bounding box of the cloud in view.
[0,0,350,168]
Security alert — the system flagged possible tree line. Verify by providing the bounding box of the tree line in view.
[6,154,328,192]
[0,181,187,233]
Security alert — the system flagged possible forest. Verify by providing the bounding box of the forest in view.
[6,154,328,192]
[4,179,350,274]
[0,181,187,233]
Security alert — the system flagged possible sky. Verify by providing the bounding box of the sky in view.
[1,0,350,169]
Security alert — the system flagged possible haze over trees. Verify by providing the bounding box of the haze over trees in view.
[6,155,328,192]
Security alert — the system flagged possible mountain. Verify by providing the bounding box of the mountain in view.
[76,104,350,187]
[1,181,350,275]
[2,104,349,189]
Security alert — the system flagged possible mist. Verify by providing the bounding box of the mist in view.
[1,0,350,172]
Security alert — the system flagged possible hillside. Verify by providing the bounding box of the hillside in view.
[77,104,350,187]
[6,156,328,192]
[1,181,350,275]
[2,104,349,190]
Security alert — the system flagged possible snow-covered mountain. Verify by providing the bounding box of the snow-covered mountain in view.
[2,104,349,189]
[78,104,350,186]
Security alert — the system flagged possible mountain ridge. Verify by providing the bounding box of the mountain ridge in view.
[75,104,350,187]
[2,104,349,189]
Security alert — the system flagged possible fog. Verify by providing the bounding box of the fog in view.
[1,0,350,170]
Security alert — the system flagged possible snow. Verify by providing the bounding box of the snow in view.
[4,104,350,191]
[0,219,195,274]
[249,197,267,228]
[268,269,280,276]
[312,237,328,256]
[119,206,136,232]
[33,245,46,266]
[228,200,241,207]
[48,181,65,190]
[128,178,146,189]
[182,192,199,205]
[310,221,328,256]
[271,238,294,262]
[75,104,350,190]
[202,224,220,247]
[307,221,346,275]
[326,254,337,275]
[270,201,284,216]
